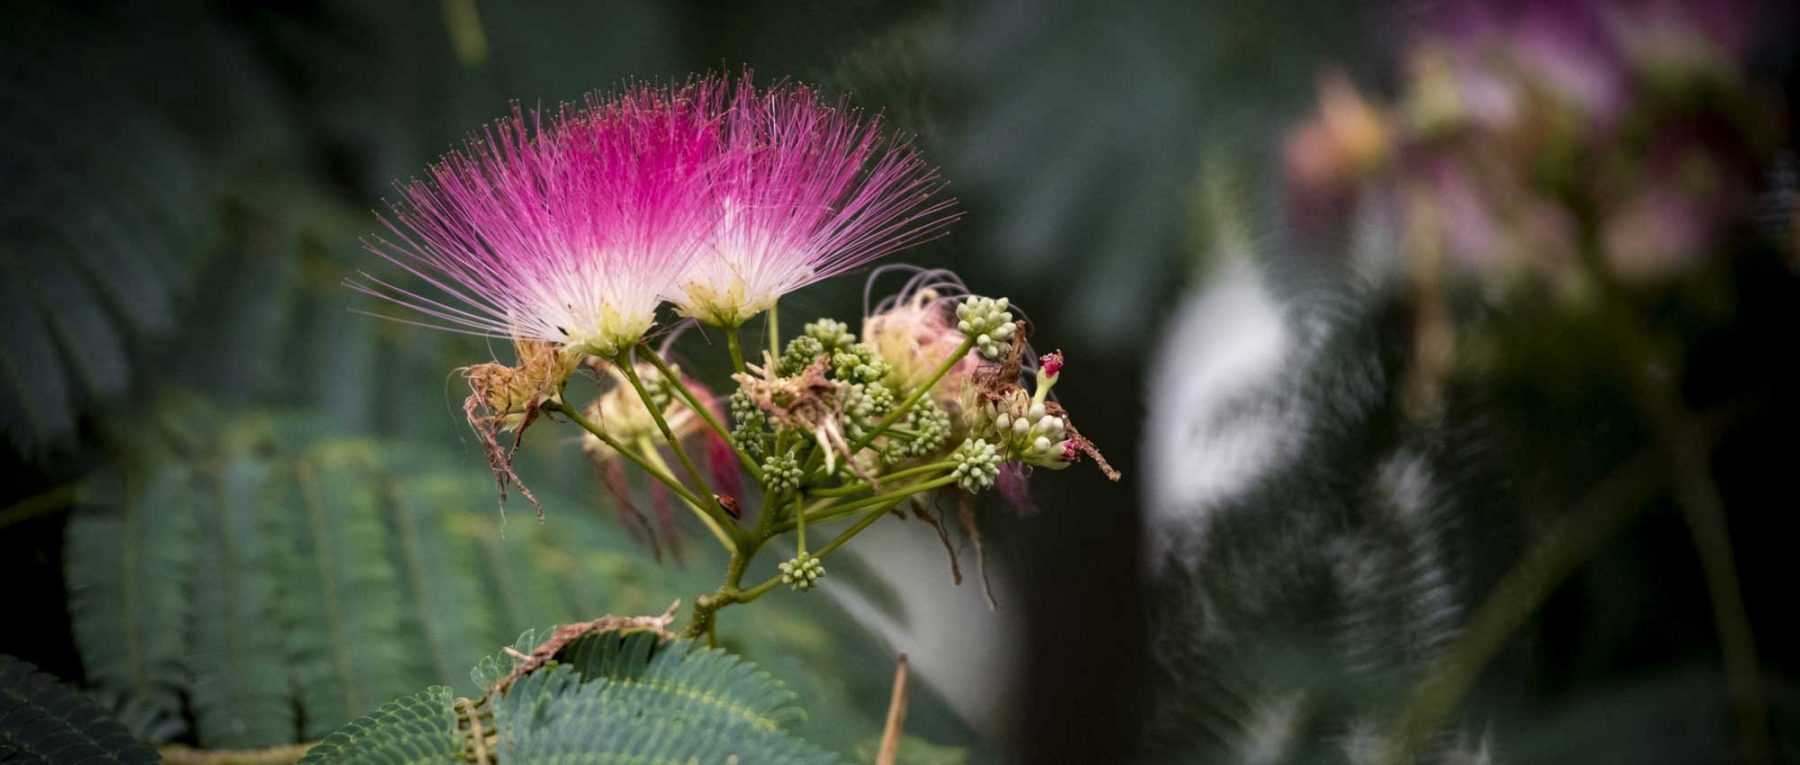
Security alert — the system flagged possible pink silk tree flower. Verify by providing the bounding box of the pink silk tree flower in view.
[667,74,960,327]
[355,81,723,357]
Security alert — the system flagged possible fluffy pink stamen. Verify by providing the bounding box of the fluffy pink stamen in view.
[354,81,724,355]
[669,73,960,325]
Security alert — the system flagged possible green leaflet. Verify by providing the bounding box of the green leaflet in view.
[0,654,159,764]
[492,665,838,764]
[270,439,428,737]
[65,464,197,741]
[560,632,807,733]
[295,687,461,765]
[305,630,838,764]
[189,452,294,747]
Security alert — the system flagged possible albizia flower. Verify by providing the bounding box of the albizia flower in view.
[861,266,983,412]
[355,81,723,357]
[667,74,959,327]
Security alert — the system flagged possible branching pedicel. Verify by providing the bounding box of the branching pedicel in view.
[354,73,1117,641]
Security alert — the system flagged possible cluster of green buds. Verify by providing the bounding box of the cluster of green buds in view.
[832,343,891,384]
[955,296,1017,360]
[964,352,1077,469]
[728,389,769,459]
[778,318,863,376]
[778,552,826,592]
[950,438,1002,492]
[891,398,953,463]
[842,382,897,441]
[736,318,933,472]
[760,450,804,494]
[505,279,1110,638]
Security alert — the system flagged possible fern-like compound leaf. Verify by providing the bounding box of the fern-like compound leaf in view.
[64,464,198,742]
[319,629,840,763]
[491,664,838,764]
[0,654,159,764]
[64,415,914,755]
[295,686,460,765]
[188,452,295,748]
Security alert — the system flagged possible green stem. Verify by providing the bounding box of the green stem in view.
[617,352,716,500]
[685,547,752,643]
[775,474,955,534]
[684,473,953,636]
[1571,221,1774,765]
[543,400,735,551]
[1381,448,1666,765]
[812,462,958,498]
[795,494,807,552]
[636,437,736,553]
[544,401,699,506]
[1627,359,1773,765]
[726,324,747,374]
[850,337,974,455]
[0,482,80,532]
[767,300,781,367]
[637,345,763,483]
[742,491,924,602]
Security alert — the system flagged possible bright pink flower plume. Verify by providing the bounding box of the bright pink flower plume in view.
[668,74,960,326]
[354,81,723,356]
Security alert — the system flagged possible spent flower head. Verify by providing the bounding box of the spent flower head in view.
[459,339,582,518]
[863,268,985,412]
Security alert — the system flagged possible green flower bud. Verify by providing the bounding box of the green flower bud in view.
[845,382,896,420]
[831,342,891,384]
[951,438,1002,493]
[779,334,827,376]
[902,397,953,458]
[761,450,804,494]
[778,552,826,592]
[729,389,769,458]
[955,296,1015,360]
[803,318,856,350]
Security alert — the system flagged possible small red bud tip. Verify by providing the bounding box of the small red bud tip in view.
[1041,351,1064,378]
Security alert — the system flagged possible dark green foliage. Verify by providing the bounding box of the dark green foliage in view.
[64,419,690,747]
[0,2,689,457]
[492,664,838,764]
[295,687,461,765]
[313,630,839,763]
[948,1,1380,348]
[189,450,294,747]
[543,631,806,732]
[266,440,426,738]
[64,465,198,742]
[0,654,159,764]
[0,51,203,454]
